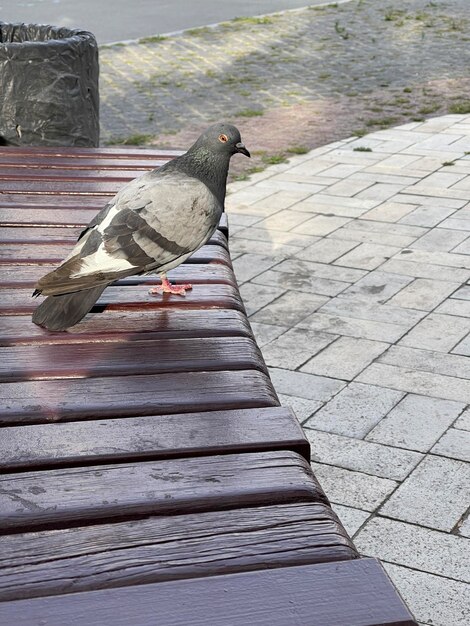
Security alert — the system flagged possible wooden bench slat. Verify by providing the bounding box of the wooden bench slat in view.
[0,309,252,346]
[0,369,279,426]
[0,558,418,626]
[0,336,267,382]
[0,407,308,470]
[0,157,171,169]
[0,169,147,182]
[0,146,183,158]
[0,502,355,602]
[1,283,244,316]
[0,451,325,532]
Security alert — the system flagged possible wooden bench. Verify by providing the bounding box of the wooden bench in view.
[0,146,417,625]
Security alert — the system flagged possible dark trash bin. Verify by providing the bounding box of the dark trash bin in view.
[0,23,99,147]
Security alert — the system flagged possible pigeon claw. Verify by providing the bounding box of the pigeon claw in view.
[149,274,193,297]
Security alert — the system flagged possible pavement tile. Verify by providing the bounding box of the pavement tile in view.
[357,362,470,403]
[387,278,460,311]
[431,428,470,463]
[277,394,323,424]
[261,328,337,370]
[355,517,470,582]
[396,193,466,209]
[255,209,315,232]
[306,430,422,481]
[273,258,367,283]
[295,238,359,263]
[380,257,470,282]
[454,408,470,432]
[383,562,470,626]
[459,515,470,539]
[400,313,470,352]
[251,269,349,297]
[337,270,414,303]
[380,455,470,532]
[435,298,470,318]
[438,216,470,231]
[297,310,408,343]
[452,236,470,254]
[399,205,456,227]
[239,282,285,317]
[321,176,374,197]
[366,393,465,452]
[292,214,351,236]
[233,226,319,248]
[268,367,345,402]
[304,382,404,438]
[319,297,427,326]
[355,183,408,202]
[300,336,389,380]
[232,253,281,283]
[334,242,401,270]
[330,504,369,537]
[311,462,398,512]
[251,290,329,326]
[409,228,469,252]
[398,247,470,269]
[248,321,288,348]
[380,344,470,380]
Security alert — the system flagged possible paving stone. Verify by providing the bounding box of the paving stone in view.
[431,428,470,463]
[306,430,422,480]
[255,209,315,232]
[400,313,470,352]
[292,214,351,236]
[410,228,469,252]
[251,290,329,326]
[454,408,470,432]
[304,382,404,438]
[334,242,401,270]
[459,514,470,539]
[297,310,408,343]
[338,270,414,303]
[239,283,285,317]
[380,257,470,282]
[438,216,470,231]
[232,253,281,283]
[261,328,337,370]
[251,269,349,297]
[320,163,366,178]
[273,258,367,283]
[396,193,466,209]
[277,394,323,424]
[397,247,470,270]
[387,278,460,311]
[330,226,419,248]
[268,367,345,402]
[247,189,315,211]
[321,176,374,197]
[355,182,408,202]
[357,362,470,404]
[301,336,389,381]
[451,285,470,300]
[299,193,378,211]
[330,504,369,537]
[248,321,288,348]
[355,517,470,582]
[229,237,303,258]
[399,205,456,227]
[366,393,465,452]
[380,344,470,380]
[320,297,427,326]
[295,238,359,263]
[380,455,470,531]
[233,226,319,248]
[383,562,470,626]
[436,298,470,318]
[311,462,398,512]
[291,198,367,218]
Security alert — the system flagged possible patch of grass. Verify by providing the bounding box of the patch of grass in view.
[236,108,264,117]
[449,101,470,114]
[353,146,373,152]
[419,104,440,114]
[365,116,399,127]
[262,153,287,165]
[139,35,167,44]
[442,161,455,166]
[287,145,309,155]
[353,129,367,137]
[186,26,212,36]
[113,134,153,146]
[318,72,331,80]
[232,16,275,25]
[334,21,349,39]
[403,87,413,93]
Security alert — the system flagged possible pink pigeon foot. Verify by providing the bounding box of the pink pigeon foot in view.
[149,274,193,296]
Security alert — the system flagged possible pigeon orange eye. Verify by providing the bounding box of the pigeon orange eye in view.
[218,134,228,143]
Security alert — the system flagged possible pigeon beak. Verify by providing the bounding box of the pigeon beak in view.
[235,142,251,158]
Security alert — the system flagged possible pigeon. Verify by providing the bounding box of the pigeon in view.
[32,122,250,331]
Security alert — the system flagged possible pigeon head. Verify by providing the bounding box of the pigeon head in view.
[194,123,251,158]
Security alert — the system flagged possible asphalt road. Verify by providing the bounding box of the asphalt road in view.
[0,1,331,43]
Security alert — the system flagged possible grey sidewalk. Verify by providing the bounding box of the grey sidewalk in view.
[227,114,470,626]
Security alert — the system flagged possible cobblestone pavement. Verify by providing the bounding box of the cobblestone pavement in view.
[99,0,470,179]
[226,114,470,626]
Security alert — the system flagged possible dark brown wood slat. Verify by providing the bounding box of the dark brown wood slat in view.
[0,226,228,250]
[0,336,267,382]
[0,309,252,346]
[0,502,355,602]
[0,158,169,170]
[0,263,234,288]
[0,558,418,626]
[0,451,325,532]
[0,369,279,426]
[0,146,182,158]
[0,242,231,265]
[0,169,144,182]
[1,283,244,315]
[0,194,113,210]
[0,407,307,470]
[0,179,123,194]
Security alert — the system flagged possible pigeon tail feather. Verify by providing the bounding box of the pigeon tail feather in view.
[32,286,106,331]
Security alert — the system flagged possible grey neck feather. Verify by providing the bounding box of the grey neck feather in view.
[160,145,231,205]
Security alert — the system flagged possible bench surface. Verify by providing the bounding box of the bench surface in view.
[0,146,416,625]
